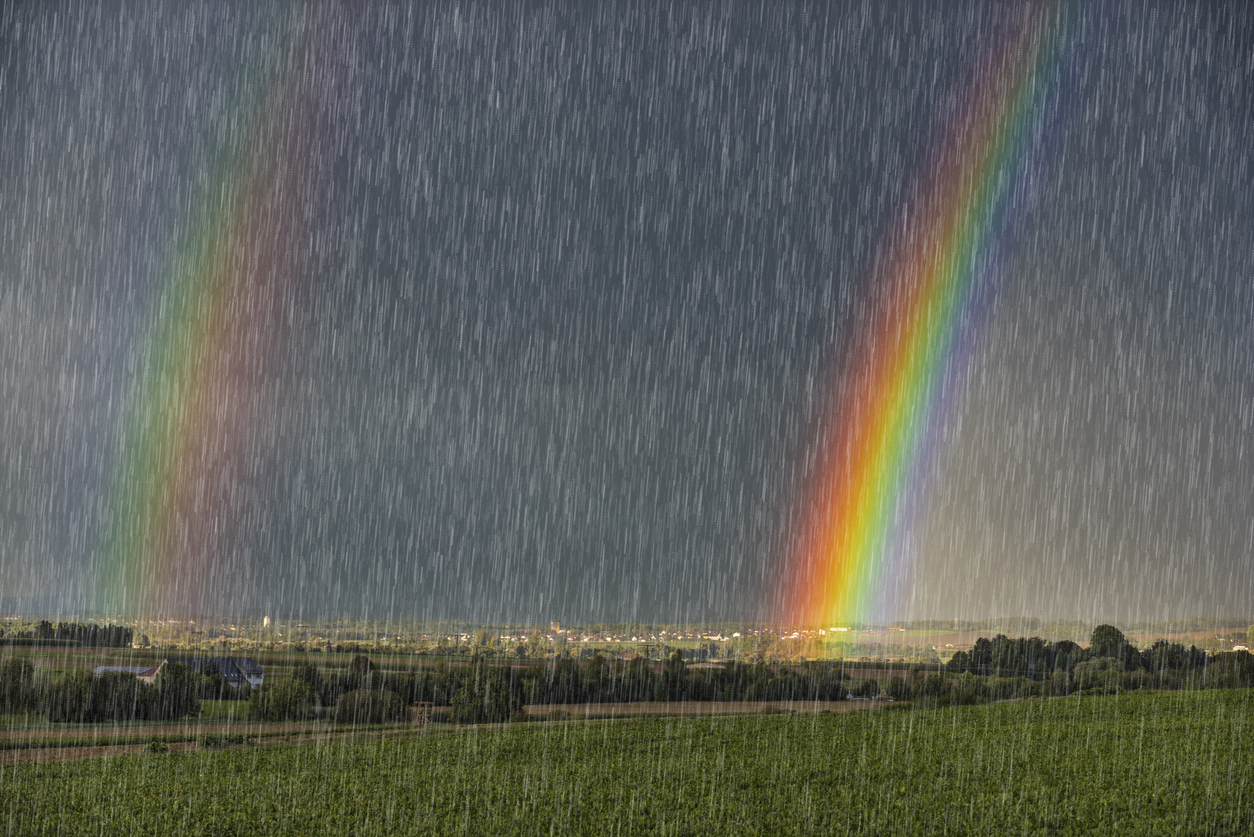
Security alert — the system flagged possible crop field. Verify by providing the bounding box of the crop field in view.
[2,689,1252,836]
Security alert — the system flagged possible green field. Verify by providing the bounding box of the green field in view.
[2,690,1252,836]
[196,699,250,722]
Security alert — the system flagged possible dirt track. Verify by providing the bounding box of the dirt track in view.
[2,741,199,764]
[0,724,417,764]
[3,699,888,763]
[0,732,375,765]
[524,699,885,717]
[0,720,318,743]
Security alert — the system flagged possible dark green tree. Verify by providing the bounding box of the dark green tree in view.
[1049,640,1084,672]
[333,688,406,724]
[616,657,657,702]
[585,653,609,701]
[946,650,972,674]
[1090,625,1128,660]
[44,673,91,722]
[915,673,948,699]
[883,676,911,701]
[154,662,200,720]
[451,661,522,723]
[853,679,880,699]
[346,655,374,687]
[1208,651,1254,689]
[45,671,150,722]
[251,679,315,721]
[198,662,227,701]
[546,657,583,704]
[291,661,324,703]
[661,651,687,701]
[0,659,35,713]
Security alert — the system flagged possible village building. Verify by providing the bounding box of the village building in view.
[160,656,265,689]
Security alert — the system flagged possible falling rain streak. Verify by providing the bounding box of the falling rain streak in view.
[2,1,1253,627]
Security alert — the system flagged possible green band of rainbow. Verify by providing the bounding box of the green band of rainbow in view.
[101,10,326,617]
[786,1,1076,628]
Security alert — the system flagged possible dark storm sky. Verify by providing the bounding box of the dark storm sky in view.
[2,1,1252,624]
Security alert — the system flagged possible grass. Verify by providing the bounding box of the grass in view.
[197,700,249,721]
[1,690,1251,835]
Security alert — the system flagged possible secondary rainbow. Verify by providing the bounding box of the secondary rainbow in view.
[784,2,1076,628]
[100,11,328,617]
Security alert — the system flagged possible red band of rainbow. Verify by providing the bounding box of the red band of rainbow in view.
[785,1,1077,628]
[101,10,328,617]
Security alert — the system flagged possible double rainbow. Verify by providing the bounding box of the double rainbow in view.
[786,2,1076,628]
[100,11,328,617]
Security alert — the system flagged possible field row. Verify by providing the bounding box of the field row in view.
[1,690,1251,835]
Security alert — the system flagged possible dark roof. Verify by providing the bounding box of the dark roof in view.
[232,657,264,676]
[164,656,264,683]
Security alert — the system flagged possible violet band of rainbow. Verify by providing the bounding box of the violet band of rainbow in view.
[787,1,1079,628]
[100,9,326,617]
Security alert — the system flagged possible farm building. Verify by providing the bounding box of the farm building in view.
[91,665,160,684]
[161,656,265,689]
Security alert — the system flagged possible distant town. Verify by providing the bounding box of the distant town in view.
[3,615,1250,662]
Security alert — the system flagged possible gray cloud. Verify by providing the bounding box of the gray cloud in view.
[2,1,1252,623]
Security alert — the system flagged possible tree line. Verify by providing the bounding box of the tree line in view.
[248,651,856,724]
[250,654,522,724]
[2,621,133,648]
[6,625,1251,726]
[0,660,200,722]
[947,626,1211,679]
[253,626,1254,723]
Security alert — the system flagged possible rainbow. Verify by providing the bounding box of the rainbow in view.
[100,11,328,617]
[785,2,1077,628]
